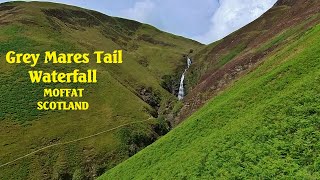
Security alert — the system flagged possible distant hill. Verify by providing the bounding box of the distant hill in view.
[0,1,202,179]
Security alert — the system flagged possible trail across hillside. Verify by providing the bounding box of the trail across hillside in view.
[0,118,153,168]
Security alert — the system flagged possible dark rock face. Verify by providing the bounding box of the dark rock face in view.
[275,0,294,6]
[274,0,310,6]
[0,5,15,11]
[138,87,161,110]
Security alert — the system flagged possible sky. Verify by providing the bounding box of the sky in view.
[4,0,277,44]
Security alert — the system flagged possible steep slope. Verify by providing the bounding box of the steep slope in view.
[0,1,202,179]
[101,1,320,179]
[177,0,320,123]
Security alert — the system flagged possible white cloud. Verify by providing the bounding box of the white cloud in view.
[120,0,155,22]
[194,0,277,44]
[116,0,219,39]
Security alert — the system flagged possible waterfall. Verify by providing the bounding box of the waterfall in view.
[178,57,192,100]
[187,57,192,68]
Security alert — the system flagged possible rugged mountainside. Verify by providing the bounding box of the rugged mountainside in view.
[0,1,202,179]
[101,0,320,179]
[176,0,320,124]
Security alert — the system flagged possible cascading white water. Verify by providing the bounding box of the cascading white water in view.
[178,57,192,100]
[177,70,186,100]
[187,57,192,68]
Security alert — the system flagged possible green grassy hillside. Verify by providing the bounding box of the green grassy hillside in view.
[177,0,320,123]
[101,7,320,180]
[0,1,202,179]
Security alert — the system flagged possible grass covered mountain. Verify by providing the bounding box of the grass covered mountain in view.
[101,0,320,179]
[0,1,202,179]
[176,0,320,123]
